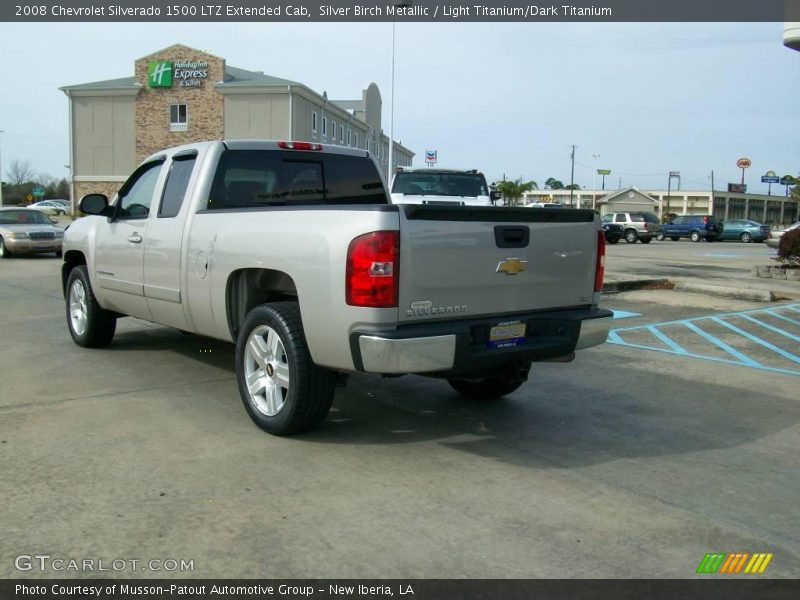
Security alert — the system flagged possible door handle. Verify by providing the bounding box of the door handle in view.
[127,233,143,244]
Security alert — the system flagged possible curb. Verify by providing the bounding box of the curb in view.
[602,278,670,293]
[672,281,775,302]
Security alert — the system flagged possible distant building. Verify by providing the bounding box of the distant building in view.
[60,44,414,203]
[523,188,799,226]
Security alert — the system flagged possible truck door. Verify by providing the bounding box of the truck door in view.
[94,159,164,319]
[142,151,198,330]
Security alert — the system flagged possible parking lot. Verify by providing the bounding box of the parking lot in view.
[1,243,798,579]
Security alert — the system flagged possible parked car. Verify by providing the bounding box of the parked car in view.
[29,200,68,216]
[716,219,771,243]
[526,202,564,208]
[603,211,661,244]
[766,221,800,249]
[390,168,501,206]
[0,208,64,258]
[658,214,720,242]
[601,221,623,244]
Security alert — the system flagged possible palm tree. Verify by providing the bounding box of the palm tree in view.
[496,178,538,206]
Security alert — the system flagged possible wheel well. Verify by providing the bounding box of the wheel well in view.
[61,251,87,297]
[226,269,298,340]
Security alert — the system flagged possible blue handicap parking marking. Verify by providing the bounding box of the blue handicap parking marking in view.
[610,310,642,320]
[607,303,800,377]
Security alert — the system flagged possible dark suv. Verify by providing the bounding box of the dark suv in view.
[658,215,720,242]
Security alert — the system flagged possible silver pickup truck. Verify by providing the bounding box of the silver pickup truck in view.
[62,140,611,435]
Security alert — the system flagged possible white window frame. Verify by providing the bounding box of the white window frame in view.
[354,132,358,148]
[311,111,318,133]
[322,116,327,139]
[347,129,352,146]
[340,125,344,142]
[169,103,188,132]
[330,120,336,141]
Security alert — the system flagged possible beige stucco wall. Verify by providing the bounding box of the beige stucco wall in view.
[223,93,290,140]
[133,46,225,162]
[72,96,136,177]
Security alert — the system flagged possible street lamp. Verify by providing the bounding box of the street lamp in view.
[388,1,413,183]
[0,130,4,207]
[592,153,600,210]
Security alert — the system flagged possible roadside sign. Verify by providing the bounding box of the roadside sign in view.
[736,158,751,169]
[780,175,796,186]
[597,169,611,175]
[762,175,780,184]
[26,194,33,202]
[669,171,680,177]
[32,186,45,197]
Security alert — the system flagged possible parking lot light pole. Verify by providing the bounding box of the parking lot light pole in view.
[0,129,4,207]
[592,153,600,210]
[388,1,413,184]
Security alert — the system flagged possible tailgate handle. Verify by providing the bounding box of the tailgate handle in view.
[494,226,529,248]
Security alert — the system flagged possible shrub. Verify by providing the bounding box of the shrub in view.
[776,228,800,267]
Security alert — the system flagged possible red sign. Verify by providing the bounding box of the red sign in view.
[736,158,752,169]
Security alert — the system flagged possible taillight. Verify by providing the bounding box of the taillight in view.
[594,230,605,292]
[643,222,648,230]
[346,231,399,307]
[703,216,709,224]
[278,140,323,151]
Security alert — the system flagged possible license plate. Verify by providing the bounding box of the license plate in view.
[488,321,526,349]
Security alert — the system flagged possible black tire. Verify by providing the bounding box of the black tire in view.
[607,237,620,245]
[624,230,638,244]
[235,302,336,435]
[55,249,63,258]
[671,236,680,241]
[640,237,652,244]
[447,374,527,400]
[740,232,752,243]
[57,210,66,216]
[66,265,117,347]
[0,236,11,259]
[690,231,702,243]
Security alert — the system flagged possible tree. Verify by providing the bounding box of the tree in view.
[545,177,564,190]
[7,160,35,186]
[496,178,537,206]
[565,183,582,190]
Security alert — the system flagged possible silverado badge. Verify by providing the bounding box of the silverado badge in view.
[496,258,528,275]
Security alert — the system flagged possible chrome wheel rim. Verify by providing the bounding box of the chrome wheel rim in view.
[244,325,290,416]
[0,239,4,257]
[69,279,88,336]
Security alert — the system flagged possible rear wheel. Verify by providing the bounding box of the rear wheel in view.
[740,232,752,243]
[624,229,638,244]
[690,231,702,242]
[0,237,11,259]
[236,302,336,435]
[607,237,620,245]
[66,266,117,347]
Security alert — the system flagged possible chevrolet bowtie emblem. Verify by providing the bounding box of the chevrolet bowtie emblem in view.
[496,258,528,275]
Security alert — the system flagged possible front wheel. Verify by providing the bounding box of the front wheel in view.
[448,373,528,400]
[624,230,638,244]
[236,302,336,435]
[66,265,117,347]
[740,232,752,243]
[690,231,702,243]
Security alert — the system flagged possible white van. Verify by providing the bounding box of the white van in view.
[390,168,501,207]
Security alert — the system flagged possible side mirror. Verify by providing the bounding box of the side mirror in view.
[80,193,111,217]
[490,191,502,202]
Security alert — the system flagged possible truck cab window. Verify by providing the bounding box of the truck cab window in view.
[118,161,163,220]
[159,156,197,218]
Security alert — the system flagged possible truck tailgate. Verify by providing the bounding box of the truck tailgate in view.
[397,205,599,323]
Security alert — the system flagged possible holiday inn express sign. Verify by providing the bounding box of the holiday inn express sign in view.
[147,60,209,88]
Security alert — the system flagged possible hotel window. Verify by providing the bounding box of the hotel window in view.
[311,112,318,133]
[169,104,188,132]
[354,132,358,148]
[322,116,327,138]
[347,129,351,145]
[340,125,344,142]
[330,120,336,141]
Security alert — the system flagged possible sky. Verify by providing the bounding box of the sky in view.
[0,21,798,193]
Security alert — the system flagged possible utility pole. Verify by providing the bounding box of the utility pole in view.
[711,170,715,216]
[569,144,576,207]
[592,153,600,210]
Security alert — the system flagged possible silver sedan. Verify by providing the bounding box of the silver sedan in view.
[766,221,800,249]
[0,208,65,258]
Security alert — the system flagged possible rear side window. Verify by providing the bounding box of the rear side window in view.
[159,155,196,218]
[206,150,387,209]
[392,172,489,197]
